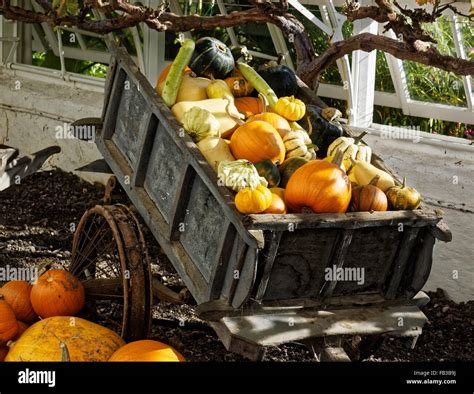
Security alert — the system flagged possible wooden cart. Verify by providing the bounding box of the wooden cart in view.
[70,43,452,361]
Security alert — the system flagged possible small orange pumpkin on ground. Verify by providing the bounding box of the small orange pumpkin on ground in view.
[285,159,351,213]
[0,281,37,322]
[30,269,85,318]
[350,176,388,212]
[0,295,19,343]
[230,120,285,164]
[109,340,185,362]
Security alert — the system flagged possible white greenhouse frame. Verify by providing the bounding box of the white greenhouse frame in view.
[1,0,472,127]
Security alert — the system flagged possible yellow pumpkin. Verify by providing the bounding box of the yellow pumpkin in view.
[235,185,272,214]
[275,96,306,121]
[5,316,125,362]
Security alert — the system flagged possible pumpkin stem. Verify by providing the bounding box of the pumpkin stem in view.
[369,175,380,186]
[60,341,71,362]
[353,131,368,144]
[332,149,344,167]
[225,97,244,126]
[402,177,407,188]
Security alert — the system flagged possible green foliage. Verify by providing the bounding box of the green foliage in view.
[53,0,79,16]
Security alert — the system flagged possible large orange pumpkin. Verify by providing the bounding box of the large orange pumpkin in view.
[230,120,285,164]
[31,270,85,318]
[234,97,266,118]
[0,281,37,322]
[285,160,351,213]
[0,295,19,343]
[109,340,185,362]
[5,316,125,362]
[0,345,9,361]
[248,113,291,138]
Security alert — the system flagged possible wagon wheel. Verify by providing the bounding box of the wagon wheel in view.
[69,204,153,342]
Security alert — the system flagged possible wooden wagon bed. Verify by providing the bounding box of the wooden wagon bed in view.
[86,42,451,359]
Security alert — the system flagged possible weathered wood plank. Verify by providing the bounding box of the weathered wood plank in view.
[102,67,126,140]
[320,230,354,300]
[231,247,259,308]
[255,231,283,301]
[209,222,237,300]
[169,165,196,241]
[133,113,159,187]
[244,210,442,231]
[406,232,436,299]
[215,304,427,347]
[385,227,421,299]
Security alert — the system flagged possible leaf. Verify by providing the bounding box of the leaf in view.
[52,0,79,16]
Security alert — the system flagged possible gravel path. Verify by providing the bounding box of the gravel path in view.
[1,169,472,361]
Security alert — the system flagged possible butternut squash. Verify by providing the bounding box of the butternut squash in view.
[197,136,235,171]
[157,74,210,103]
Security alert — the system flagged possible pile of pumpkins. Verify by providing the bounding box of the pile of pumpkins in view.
[0,269,184,362]
[158,37,422,215]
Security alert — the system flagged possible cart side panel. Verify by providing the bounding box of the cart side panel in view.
[330,226,403,296]
[257,223,432,303]
[98,52,260,306]
[260,228,339,300]
[180,175,231,281]
[111,75,151,168]
[144,122,186,224]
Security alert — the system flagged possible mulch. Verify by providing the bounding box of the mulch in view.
[1,169,472,361]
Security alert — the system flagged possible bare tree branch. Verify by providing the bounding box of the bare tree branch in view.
[0,0,472,90]
[298,33,474,85]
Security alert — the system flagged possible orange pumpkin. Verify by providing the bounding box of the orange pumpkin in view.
[225,76,254,97]
[156,63,192,87]
[13,321,29,341]
[234,97,266,118]
[109,340,185,362]
[0,295,19,343]
[0,345,9,361]
[263,192,287,214]
[248,112,291,138]
[230,120,285,164]
[351,176,388,212]
[0,281,37,322]
[30,270,85,318]
[285,160,351,213]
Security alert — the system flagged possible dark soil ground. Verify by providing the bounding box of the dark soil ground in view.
[1,169,472,361]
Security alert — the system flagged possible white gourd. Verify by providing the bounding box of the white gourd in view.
[217,160,268,192]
